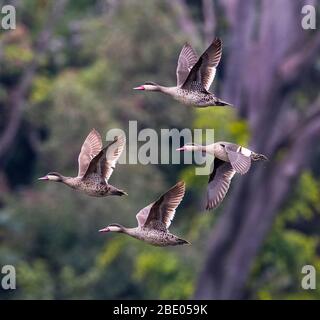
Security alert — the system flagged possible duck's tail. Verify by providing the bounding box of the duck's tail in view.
[111,187,128,196]
[176,238,191,246]
[251,152,268,161]
[215,98,234,108]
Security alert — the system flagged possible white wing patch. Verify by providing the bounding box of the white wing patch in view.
[240,146,252,157]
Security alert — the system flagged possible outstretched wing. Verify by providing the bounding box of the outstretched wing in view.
[182,38,222,92]
[136,181,185,230]
[103,135,126,182]
[206,158,235,210]
[136,203,154,227]
[176,43,198,86]
[225,144,251,175]
[78,129,102,178]
[82,136,125,180]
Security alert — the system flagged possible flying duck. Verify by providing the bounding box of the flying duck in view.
[133,38,232,108]
[38,129,127,197]
[177,142,268,210]
[99,181,190,246]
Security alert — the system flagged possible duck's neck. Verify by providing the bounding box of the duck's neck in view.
[122,227,144,242]
[108,225,126,233]
[47,173,68,183]
[123,227,138,237]
[190,145,207,152]
[143,83,164,92]
[212,144,227,158]
[144,84,178,97]
[62,176,79,188]
[159,86,177,96]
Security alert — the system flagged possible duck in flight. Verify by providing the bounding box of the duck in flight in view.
[38,129,127,197]
[177,142,268,210]
[99,181,190,246]
[133,38,232,108]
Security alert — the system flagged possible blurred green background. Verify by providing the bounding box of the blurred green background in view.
[0,0,320,300]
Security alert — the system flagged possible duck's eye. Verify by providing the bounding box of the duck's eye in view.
[221,144,225,147]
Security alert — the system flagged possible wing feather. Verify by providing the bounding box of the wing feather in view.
[176,43,198,86]
[78,129,102,178]
[182,38,222,91]
[206,158,235,210]
[225,144,251,175]
[103,135,126,182]
[136,182,185,230]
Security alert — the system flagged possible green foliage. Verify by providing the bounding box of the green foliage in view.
[0,0,197,299]
[30,76,53,104]
[0,0,319,301]
[193,108,249,145]
[3,44,33,65]
[133,248,194,299]
[279,172,320,224]
[250,172,320,300]
[15,260,55,299]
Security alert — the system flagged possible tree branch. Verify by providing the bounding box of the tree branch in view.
[272,95,320,154]
[279,33,320,83]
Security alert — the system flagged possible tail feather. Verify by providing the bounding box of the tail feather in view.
[176,238,191,246]
[215,98,234,107]
[251,152,268,161]
[111,188,128,196]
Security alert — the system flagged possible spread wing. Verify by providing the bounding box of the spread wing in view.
[182,38,222,92]
[136,181,185,230]
[225,144,251,175]
[77,129,102,178]
[176,43,198,86]
[103,135,126,182]
[206,158,235,210]
[82,136,124,180]
[136,203,154,227]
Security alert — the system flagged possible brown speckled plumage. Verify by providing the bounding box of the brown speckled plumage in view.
[99,182,190,247]
[134,38,232,108]
[39,129,127,197]
[177,142,268,210]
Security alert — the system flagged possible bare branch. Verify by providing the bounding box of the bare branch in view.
[279,33,320,83]
[273,95,320,153]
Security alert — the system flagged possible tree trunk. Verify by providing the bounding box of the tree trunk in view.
[195,0,320,299]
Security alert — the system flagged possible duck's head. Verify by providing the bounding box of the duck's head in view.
[133,81,160,91]
[38,172,63,182]
[99,223,124,233]
[176,143,202,152]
